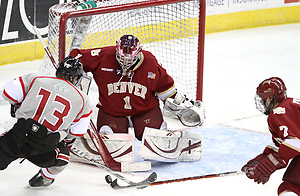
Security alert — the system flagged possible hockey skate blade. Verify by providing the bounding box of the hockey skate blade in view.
[121,161,151,172]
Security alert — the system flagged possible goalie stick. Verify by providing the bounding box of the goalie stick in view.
[105,172,157,189]
[87,125,151,172]
[33,25,151,172]
[104,170,240,189]
[71,144,156,187]
[150,170,243,186]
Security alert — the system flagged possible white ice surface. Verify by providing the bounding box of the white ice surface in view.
[0,23,300,195]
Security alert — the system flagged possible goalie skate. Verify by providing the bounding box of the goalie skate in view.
[139,127,202,162]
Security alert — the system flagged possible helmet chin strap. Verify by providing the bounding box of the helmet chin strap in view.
[264,95,277,115]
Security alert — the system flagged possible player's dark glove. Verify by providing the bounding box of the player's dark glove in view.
[2,118,60,157]
[18,118,60,155]
[241,153,267,179]
[10,104,20,117]
[253,153,286,184]
[242,152,287,184]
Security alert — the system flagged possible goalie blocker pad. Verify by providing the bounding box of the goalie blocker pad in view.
[70,133,135,164]
[139,127,202,162]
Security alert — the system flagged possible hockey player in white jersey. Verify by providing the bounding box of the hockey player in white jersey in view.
[0,56,92,187]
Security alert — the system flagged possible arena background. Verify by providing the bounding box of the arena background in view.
[0,0,299,66]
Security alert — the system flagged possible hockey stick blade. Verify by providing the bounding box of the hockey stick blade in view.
[109,172,157,189]
[71,146,152,186]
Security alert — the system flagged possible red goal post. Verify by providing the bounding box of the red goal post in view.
[42,0,206,103]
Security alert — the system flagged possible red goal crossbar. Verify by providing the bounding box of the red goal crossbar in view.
[54,0,206,100]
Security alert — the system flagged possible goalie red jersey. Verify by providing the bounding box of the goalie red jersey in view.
[70,46,176,116]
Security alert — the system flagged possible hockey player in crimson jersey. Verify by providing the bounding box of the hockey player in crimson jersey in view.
[69,34,205,141]
[0,56,92,187]
[241,77,300,196]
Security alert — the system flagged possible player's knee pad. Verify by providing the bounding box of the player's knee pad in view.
[99,125,114,134]
[160,121,168,130]
[139,127,203,162]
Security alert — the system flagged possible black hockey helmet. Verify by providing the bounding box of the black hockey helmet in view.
[56,56,84,85]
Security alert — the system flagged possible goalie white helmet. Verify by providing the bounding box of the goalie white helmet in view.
[116,35,141,75]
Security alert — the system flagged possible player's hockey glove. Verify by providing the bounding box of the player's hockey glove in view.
[242,152,287,184]
[10,104,20,117]
[241,153,267,179]
[1,118,60,158]
[20,119,60,156]
[254,153,286,184]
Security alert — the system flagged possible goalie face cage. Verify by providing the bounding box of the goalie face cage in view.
[41,0,205,114]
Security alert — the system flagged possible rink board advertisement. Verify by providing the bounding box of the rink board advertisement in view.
[206,0,300,15]
[0,0,300,65]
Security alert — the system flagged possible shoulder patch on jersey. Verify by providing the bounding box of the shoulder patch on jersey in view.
[74,54,82,59]
[273,107,286,115]
[147,72,156,79]
[101,68,114,72]
[91,49,101,56]
[54,83,69,94]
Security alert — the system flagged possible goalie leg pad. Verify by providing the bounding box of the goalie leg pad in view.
[102,133,135,163]
[139,127,202,162]
[70,132,135,164]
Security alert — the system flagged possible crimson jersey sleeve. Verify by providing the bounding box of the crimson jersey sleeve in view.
[267,98,300,162]
[69,48,107,73]
[141,50,176,101]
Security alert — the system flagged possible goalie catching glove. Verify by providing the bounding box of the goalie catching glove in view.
[164,93,205,127]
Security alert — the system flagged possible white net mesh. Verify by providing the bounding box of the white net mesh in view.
[39,0,205,122]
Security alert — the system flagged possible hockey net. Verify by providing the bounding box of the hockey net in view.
[39,0,206,122]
